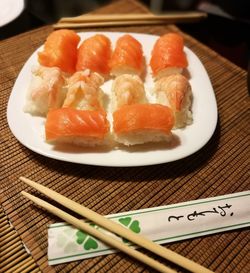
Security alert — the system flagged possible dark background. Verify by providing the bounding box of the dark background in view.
[1,0,249,70]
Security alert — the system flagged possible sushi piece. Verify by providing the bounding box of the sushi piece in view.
[76,34,111,76]
[45,70,110,147]
[111,74,147,111]
[67,69,104,89]
[109,34,144,77]
[63,70,104,111]
[154,74,192,128]
[23,66,66,116]
[113,103,174,146]
[38,29,80,73]
[150,33,188,80]
[45,108,110,146]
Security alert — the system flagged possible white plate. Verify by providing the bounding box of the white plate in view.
[0,0,24,27]
[7,32,218,167]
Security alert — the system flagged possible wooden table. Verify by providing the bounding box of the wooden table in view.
[0,0,249,272]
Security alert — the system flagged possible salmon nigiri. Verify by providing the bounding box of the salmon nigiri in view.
[45,108,110,146]
[38,29,80,74]
[150,33,188,80]
[76,34,111,75]
[111,74,147,111]
[154,74,192,128]
[109,34,144,77]
[113,103,174,146]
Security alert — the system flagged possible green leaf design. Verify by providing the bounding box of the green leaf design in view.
[75,226,99,251]
[84,237,98,250]
[130,220,141,233]
[118,217,141,243]
[76,230,87,245]
[118,217,132,227]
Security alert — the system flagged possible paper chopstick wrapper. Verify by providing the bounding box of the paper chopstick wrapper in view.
[48,191,250,265]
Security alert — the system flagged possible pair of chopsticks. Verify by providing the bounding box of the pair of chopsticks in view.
[53,12,207,29]
[20,177,213,273]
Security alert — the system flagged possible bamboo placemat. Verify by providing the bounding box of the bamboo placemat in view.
[0,206,41,273]
[0,0,249,272]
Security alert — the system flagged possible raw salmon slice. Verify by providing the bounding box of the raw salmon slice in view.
[109,34,144,76]
[45,108,109,141]
[38,29,80,74]
[113,103,174,134]
[150,33,188,77]
[76,34,111,75]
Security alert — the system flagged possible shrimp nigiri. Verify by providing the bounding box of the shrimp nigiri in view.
[109,34,144,77]
[111,74,147,111]
[113,103,174,146]
[76,34,111,76]
[23,66,66,116]
[38,29,80,74]
[150,33,188,80]
[45,108,110,146]
[154,74,192,128]
[63,70,104,111]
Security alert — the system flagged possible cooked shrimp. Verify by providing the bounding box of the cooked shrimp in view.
[111,74,147,110]
[23,66,66,116]
[63,70,104,111]
[154,74,192,128]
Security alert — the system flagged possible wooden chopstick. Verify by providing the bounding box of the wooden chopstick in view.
[20,177,213,273]
[54,20,171,29]
[21,191,175,273]
[54,12,207,29]
[59,12,207,23]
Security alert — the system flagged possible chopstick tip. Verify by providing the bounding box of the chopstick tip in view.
[21,191,35,202]
[20,176,29,185]
[19,176,31,184]
[21,190,28,197]
[20,177,37,188]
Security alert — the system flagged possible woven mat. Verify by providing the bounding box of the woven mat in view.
[0,0,249,272]
[0,206,41,273]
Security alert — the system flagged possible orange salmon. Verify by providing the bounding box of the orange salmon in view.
[109,34,144,75]
[45,108,109,141]
[150,33,188,77]
[38,29,80,74]
[76,34,111,75]
[113,103,174,134]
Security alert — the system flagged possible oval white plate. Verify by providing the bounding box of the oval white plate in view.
[7,32,217,167]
